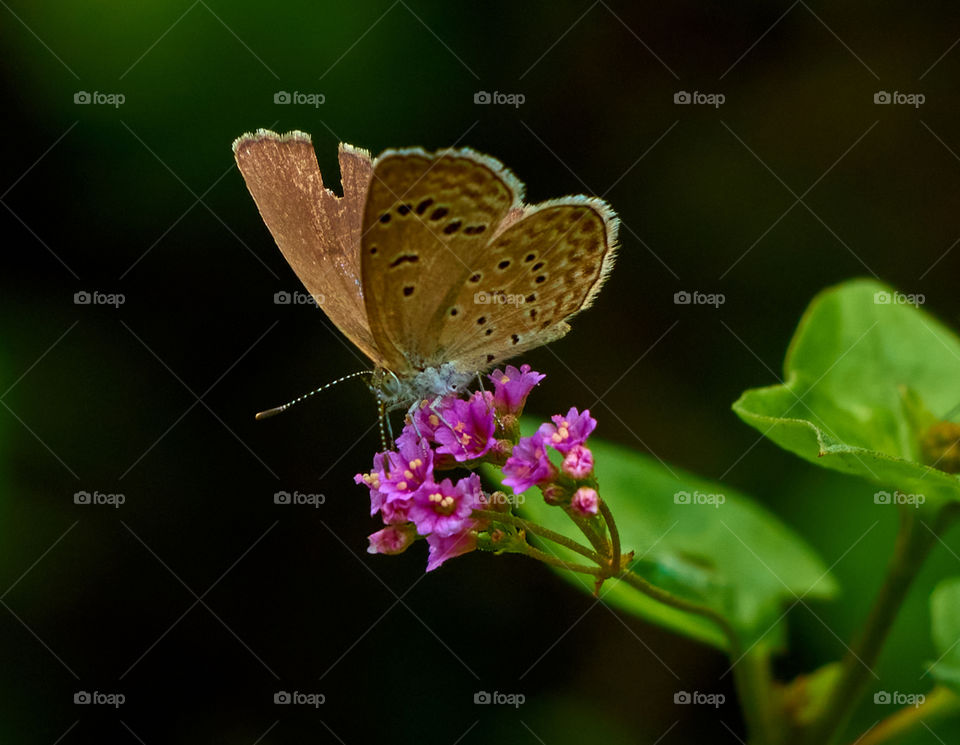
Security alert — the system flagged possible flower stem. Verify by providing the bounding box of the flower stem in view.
[617,567,777,744]
[472,509,604,565]
[615,566,742,656]
[802,505,948,745]
[598,498,621,572]
[847,686,960,745]
[563,504,612,559]
[521,543,605,576]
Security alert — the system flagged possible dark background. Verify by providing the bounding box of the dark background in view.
[3,1,960,743]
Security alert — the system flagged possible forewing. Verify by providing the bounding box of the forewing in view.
[360,148,522,373]
[233,130,384,365]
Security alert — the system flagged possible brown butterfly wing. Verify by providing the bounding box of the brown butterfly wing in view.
[437,197,619,372]
[359,148,523,374]
[233,130,384,366]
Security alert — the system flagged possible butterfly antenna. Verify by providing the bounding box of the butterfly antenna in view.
[255,371,374,420]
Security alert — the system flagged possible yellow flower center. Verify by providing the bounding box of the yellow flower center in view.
[552,421,570,444]
[429,492,457,515]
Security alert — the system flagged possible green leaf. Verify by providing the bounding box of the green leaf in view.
[484,428,838,652]
[929,578,960,691]
[733,278,960,511]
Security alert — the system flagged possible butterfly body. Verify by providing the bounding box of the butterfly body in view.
[371,363,474,411]
[233,130,618,418]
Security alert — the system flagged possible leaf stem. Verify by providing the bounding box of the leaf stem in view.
[802,505,949,745]
[846,686,960,745]
[734,645,780,745]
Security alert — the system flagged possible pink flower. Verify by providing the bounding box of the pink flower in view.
[381,494,413,524]
[571,487,599,516]
[562,444,594,479]
[367,524,417,555]
[539,408,597,454]
[434,392,497,462]
[502,432,556,493]
[408,473,483,537]
[380,432,433,496]
[354,451,389,517]
[489,364,545,415]
[425,529,477,572]
[408,400,443,440]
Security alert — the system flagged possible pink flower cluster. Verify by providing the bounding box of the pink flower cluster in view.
[355,364,544,571]
[502,407,599,516]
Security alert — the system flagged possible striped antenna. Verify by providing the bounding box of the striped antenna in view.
[255,371,374,420]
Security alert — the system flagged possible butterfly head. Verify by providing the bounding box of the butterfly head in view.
[371,363,475,413]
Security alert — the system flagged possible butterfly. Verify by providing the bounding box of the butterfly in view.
[233,130,618,437]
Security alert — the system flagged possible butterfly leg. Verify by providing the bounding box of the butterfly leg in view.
[376,384,396,451]
[427,396,458,432]
[384,407,395,448]
[405,401,425,439]
[474,372,503,428]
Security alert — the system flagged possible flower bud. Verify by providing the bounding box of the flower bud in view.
[562,444,594,479]
[367,524,417,555]
[571,487,599,516]
[541,483,569,505]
